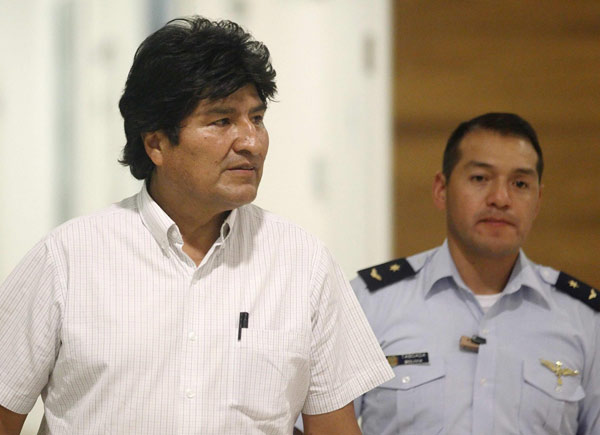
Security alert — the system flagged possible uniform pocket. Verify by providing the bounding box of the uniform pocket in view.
[519,360,585,434]
[378,356,445,435]
[229,329,310,423]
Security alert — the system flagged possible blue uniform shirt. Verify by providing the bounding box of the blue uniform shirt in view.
[353,241,600,435]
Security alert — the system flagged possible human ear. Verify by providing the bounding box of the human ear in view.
[533,182,544,218]
[142,131,169,166]
[432,172,448,210]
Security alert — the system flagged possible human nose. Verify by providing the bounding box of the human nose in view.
[232,118,263,154]
[486,180,511,208]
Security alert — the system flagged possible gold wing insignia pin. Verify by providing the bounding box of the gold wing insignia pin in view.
[540,359,579,387]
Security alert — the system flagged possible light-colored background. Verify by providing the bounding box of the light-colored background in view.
[1,0,392,432]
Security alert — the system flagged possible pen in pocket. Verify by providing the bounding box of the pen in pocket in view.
[238,312,249,341]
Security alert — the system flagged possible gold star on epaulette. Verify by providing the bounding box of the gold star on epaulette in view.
[390,263,401,272]
[590,289,597,300]
[569,280,579,288]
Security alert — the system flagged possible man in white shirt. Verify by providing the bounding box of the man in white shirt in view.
[0,16,393,434]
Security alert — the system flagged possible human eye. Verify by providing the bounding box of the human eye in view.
[252,113,265,125]
[211,118,230,127]
[470,174,487,183]
[514,180,529,189]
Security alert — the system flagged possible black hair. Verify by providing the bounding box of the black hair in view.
[118,16,277,180]
[442,112,543,181]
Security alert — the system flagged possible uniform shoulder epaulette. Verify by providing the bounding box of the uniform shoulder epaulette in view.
[357,258,416,292]
[555,271,599,312]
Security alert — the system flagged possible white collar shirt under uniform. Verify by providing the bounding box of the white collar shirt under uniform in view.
[0,185,393,434]
[353,241,600,435]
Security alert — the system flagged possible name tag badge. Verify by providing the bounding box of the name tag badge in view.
[386,352,429,367]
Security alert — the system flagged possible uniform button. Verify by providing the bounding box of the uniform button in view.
[185,389,196,398]
[542,270,551,280]
[188,331,197,341]
[480,378,487,385]
[481,328,489,335]
[401,376,411,384]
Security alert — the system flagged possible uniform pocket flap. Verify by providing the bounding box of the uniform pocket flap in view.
[522,359,585,402]
[382,355,445,391]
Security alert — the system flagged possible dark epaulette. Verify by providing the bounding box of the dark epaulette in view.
[357,258,416,292]
[555,272,599,312]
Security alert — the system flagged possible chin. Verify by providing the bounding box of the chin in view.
[476,241,521,259]
[224,190,258,208]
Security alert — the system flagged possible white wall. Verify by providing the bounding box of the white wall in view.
[0,0,391,432]
[0,0,146,279]
[0,0,58,279]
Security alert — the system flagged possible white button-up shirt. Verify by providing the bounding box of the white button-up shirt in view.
[0,186,393,434]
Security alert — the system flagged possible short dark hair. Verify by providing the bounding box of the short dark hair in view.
[118,16,277,180]
[442,112,543,181]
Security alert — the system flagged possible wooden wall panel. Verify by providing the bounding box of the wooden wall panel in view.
[393,0,600,286]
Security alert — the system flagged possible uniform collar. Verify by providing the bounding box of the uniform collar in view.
[422,240,552,307]
[504,251,553,307]
[421,240,460,297]
[137,183,237,255]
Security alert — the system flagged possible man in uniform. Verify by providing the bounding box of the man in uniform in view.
[353,112,599,434]
[0,16,393,434]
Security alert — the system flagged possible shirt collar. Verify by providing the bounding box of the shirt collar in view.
[137,183,238,255]
[422,240,461,297]
[504,250,552,306]
[422,240,552,307]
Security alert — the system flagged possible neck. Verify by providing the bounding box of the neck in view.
[148,179,228,266]
[447,239,518,295]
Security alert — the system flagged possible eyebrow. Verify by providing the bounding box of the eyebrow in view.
[465,160,537,177]
[200,103,267,116]
[513,167,538,177]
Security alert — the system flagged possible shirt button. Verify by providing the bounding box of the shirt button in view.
[185,389,196,399]
[542,270,551,280]
[481,328,489,335]
[480,378,487,385]
[188,331,197,341]
[401,376,411,384]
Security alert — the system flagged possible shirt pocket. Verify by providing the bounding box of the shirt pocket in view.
[379,356,445,435]
[229,329,310,423]
[519,359,585,435]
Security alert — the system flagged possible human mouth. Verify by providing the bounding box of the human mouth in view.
[478,216,515,227]
[226,163,260,176]
[228,162,255,170]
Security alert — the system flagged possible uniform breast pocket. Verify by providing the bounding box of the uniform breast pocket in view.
[229,329,310,423]
[519,360,585,435]
[377,357,445,435]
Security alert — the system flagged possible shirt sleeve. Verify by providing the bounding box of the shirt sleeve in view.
[0,236,64,413]
[578,312,600,434]
[349,275,377,419]
[302,245,394,415]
